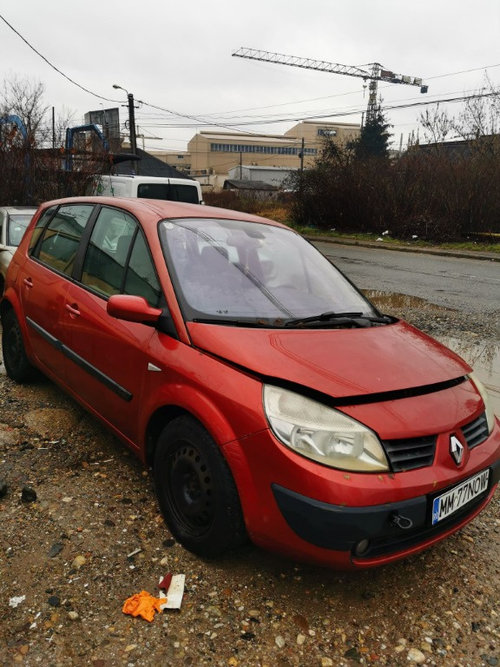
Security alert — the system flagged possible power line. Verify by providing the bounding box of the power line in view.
[426,63,500,81]
[134,97,265,137]
[0,13,121,103]
[0,12,265,136]
[3,12,498,145]
[164,87,484,125]
[198,63,500,119]
[132,88,499,133]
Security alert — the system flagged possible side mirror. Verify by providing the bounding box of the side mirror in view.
[107,294,162,324]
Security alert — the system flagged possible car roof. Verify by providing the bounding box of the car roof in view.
[38,196,287,229]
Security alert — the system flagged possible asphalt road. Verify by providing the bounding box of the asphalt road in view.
[312,241,500,315]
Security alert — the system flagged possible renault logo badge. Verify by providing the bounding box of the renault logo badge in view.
[450,435,464,465]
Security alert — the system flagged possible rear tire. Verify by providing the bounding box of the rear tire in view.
[153,415,247,558]
[2,309,36,383]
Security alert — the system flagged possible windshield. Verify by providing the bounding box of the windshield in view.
[7,213,33,246]
[160,217,378,326]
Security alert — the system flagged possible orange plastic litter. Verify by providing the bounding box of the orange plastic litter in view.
[122,590,164,622]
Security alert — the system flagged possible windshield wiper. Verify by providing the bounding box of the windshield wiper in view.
[284,311,392,328]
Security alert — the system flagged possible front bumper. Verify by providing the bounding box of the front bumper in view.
[222,396,500,568]
[273,458,500,560]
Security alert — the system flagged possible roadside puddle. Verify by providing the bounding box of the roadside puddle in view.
[365,290,453,312]
[366,290,500,416]
[436,335,500,416]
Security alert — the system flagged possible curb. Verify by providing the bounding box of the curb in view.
[305,235,500,262]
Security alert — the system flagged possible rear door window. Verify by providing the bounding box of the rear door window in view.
[33,205,94,276]
[28,206,58,252]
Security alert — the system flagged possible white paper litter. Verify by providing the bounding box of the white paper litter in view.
[9,595,25,608]
[164,574,185,609]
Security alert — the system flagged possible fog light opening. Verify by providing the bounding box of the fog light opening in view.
[354,539,370,557]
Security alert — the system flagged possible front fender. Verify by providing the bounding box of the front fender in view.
[140,360,267,465]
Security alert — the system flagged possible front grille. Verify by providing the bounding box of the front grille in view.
[383,435,436,472]
[382,411,489,473]
[462,412,489,449]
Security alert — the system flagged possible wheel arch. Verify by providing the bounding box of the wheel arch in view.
[0,293,31,352]
[145,405,191,467]
[144,383,248,467]
[0,294,14,318]
[1,289,24,324]
[145,403,238,469]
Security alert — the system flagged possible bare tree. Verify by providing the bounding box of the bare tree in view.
[419,105,453,144]
[419,76,500,144]
[454,76,500,140]
[52,106,77,148]
[0,75,107,204]
[0,75,49,142]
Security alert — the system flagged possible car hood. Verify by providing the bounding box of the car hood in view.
[187,320,471,398]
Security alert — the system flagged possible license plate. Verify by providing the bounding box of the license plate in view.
[432,469,490,525]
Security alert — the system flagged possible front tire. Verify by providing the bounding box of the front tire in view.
[2,309,36,383]
[153,415,247,558]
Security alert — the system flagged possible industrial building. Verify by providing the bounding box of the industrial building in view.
[154,120,360,190]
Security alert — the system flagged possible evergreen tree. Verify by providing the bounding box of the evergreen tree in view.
[350,108,392,159]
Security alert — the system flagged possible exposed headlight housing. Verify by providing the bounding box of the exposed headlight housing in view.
[263,385,389,472]
[469,372,495,434]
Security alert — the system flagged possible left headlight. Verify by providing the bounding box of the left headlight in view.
[263,385,389,472]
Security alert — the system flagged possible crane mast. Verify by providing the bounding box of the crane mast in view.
[232,48,428,123]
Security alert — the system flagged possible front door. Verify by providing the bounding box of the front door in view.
[60,206,163,446]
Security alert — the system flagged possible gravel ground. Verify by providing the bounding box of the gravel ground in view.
[0,298,498,667]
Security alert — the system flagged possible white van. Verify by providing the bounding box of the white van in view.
[93,175,203,205]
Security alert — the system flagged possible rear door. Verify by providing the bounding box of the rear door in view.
[19,204,95,382]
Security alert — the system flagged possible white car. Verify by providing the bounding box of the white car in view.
[0,206,37,292]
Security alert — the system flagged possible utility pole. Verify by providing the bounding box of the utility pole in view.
[127,93,137,156]
[113,84,139,172]
[299,137,305,173]
[52,107,55,149]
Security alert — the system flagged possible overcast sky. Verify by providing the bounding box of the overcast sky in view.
[1,1,499,152]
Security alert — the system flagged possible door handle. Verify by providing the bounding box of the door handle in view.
[23,277,33,288]
[65,303,80,318]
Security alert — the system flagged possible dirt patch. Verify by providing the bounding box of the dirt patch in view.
[0,307,498,666]
[24,408,82,440]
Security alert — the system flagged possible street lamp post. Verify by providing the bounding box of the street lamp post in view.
[113,84,138,157]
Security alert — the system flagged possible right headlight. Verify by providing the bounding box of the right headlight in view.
[469,372,495,434]
[263,384,389,472]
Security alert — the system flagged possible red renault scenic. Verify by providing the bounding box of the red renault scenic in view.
[2,197,499,569]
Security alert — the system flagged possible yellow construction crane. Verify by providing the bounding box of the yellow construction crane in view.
[232,47,428,123]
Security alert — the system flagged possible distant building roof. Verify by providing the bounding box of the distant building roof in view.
[223,179,278,191]
[113,148,191,179]
[196,131,300,145]
[413,135,500,158]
